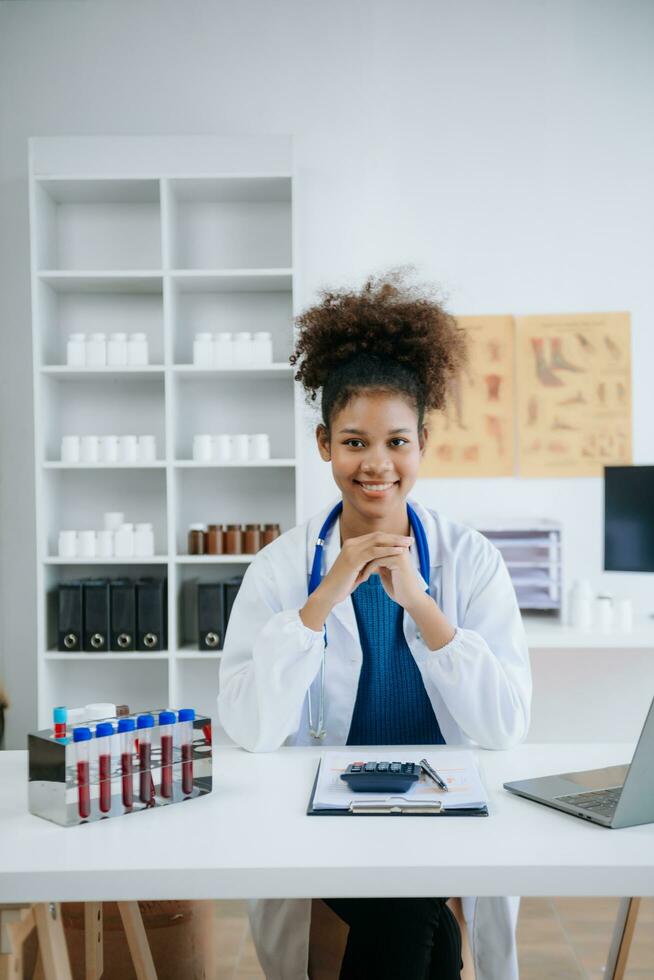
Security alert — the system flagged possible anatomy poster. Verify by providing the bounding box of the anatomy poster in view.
[515,312,632,477]
[420,315,514,478]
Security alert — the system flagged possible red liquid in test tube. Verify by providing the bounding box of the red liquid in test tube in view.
[118,717,136,808]
[95,721,115,814]
[137,714,155,805]
[158,711,177,800]
[139,741,154,804]
[178,709,195,796]
[73,727,92,820]
[53,706,67,740]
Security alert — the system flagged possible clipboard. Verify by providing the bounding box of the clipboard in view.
[306,765,489,817]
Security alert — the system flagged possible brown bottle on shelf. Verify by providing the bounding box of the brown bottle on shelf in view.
[261,523,281,546]
[205,524,224,555]
[224,524,244,555]
[188,524,206,555]
[244,523,261,554]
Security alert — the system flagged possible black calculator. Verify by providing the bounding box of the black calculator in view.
[340,761,421,793]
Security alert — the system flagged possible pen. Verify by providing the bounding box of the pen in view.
[419,757,449,792]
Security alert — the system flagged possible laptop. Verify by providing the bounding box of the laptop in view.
[503,695,654,828]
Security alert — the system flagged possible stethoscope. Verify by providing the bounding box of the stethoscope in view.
[306,500,431,739]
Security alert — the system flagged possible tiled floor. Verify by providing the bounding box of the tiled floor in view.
[215,897,654,979]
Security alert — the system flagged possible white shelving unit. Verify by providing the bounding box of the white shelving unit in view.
[29,136,299,728]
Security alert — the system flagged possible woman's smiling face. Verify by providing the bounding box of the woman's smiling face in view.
[317,390,428,519]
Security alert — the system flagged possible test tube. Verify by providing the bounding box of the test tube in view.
[95,721,114,814]
[158,711,176,799]
[53,705,67,740]
[136,713,155,805]
[118,717,136,808]
[178,708,195,796]
[73,726,92,819]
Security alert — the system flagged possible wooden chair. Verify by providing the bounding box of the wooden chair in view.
[0,901,158,980]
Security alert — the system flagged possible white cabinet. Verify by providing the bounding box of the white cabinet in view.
[29,136,298,728]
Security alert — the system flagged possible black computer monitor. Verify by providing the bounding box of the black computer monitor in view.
[604,465,654,572]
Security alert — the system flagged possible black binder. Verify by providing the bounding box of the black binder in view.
[197,583,224,651]
[82,580,110,652]
[57,582,83,652]
[110,579,136,651]
[136,578,167,651]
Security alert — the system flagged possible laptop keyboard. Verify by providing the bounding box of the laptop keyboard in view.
[554,787,622,819]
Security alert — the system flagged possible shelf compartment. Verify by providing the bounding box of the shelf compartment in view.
[167,176,291,270]
[35,276,164,366]
[42,467,167,558]
[34,178,161,271]
[40,373,166,463]
[174,465,293,556]
[174,374,294,460]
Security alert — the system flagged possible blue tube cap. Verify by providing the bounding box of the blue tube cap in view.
[73,726,92,742]
[118,717,136,734]
[178,708,195,722]
[136,713,155,729]
[95,722,114,738]
[53,706,67,724]
[159,711,176,726]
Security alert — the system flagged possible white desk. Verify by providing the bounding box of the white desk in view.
[1,742,653,903]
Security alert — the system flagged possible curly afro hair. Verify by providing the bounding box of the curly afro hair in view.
[290,266,468,432]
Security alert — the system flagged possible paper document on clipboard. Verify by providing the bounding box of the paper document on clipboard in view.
[310,749,489,814]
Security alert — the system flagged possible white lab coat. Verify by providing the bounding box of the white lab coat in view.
[218,496,532,980]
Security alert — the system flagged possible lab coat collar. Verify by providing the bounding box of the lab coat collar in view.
[306,495,442,644]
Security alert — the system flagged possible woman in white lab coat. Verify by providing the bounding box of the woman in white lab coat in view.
[218,269,532,979]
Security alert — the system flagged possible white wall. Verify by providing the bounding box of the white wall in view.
[1,0,654,748]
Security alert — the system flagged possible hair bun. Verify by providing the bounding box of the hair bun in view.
[290,266,468,425]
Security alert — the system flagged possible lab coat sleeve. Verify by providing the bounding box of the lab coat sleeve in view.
[409,537,532,750]
[217,550,326,752]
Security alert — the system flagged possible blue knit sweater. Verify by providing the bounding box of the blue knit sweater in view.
[346,574,445,746]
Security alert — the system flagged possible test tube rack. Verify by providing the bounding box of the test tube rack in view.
[28,710,212,827]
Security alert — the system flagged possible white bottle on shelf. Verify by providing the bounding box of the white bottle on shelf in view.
[232,332,252,367]
[77,530,97,559]
[99,434,119,464]
[86,333,107,368]
[193,333,213,368]
[114,523,135,558]
[192,434,213,462]
[118,435,139,464]
[107,332,128,367]
[213,434,232,463]
[96,529,114,558]
[79,435,99,464]
[134,522,155,557]
[138,435,157,462]
[212,332,234,368]
[249,433,270,460]
[66,333,86,368]
[252,331,273,365]
[58,530,77,559]
[127,332,149,366]
[60,435,80,464]
[232,434,249,462]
